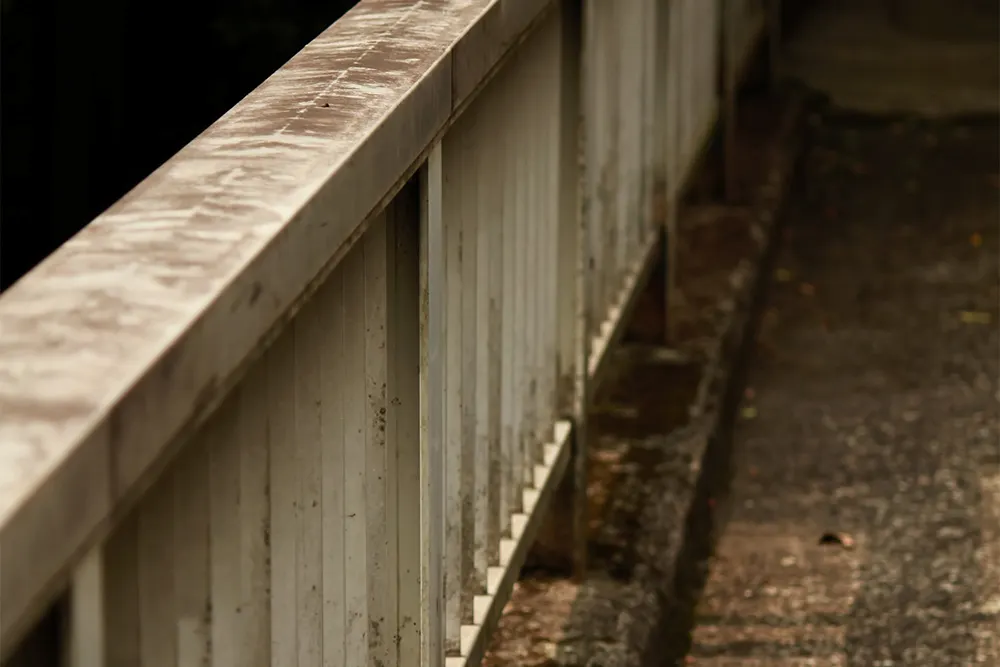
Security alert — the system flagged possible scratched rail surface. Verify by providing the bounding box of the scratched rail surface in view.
[0,1,769,665]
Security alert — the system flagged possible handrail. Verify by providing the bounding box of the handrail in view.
[0,0,554,650]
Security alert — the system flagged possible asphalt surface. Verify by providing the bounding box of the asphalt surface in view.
[685,113,1000,666]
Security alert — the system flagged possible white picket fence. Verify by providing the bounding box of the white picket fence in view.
[0,1,771,665]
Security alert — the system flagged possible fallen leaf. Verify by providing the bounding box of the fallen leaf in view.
[819,532,855,550]
[799,282,816,297]
[971,232,983,248]
[741,406,758,420]
[960,311,992,325]
[775,268,793,282]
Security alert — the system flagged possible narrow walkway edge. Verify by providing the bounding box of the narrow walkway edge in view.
[555,91,809,667]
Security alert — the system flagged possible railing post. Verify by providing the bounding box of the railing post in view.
[419,143,446,667]
[567,0,589,579]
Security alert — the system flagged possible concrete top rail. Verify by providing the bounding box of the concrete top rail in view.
[0,0,552,648]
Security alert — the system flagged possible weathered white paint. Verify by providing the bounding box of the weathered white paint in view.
[3,0,757,664]
[435,10,567,659]
[67,547,104,667]
[0,0,555,648]
[77,190,421,667]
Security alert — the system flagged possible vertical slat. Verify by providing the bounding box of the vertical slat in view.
[586,11,600,336]
[209,396,242,667]
[664,0,682,343]
[628,0,641,256]
[556,0,580,415]
[524,31,540,470]
[666,0,680,199]
[472,101,494,594]
[645,0,657,239]
[458,110,479,636]
[210,365,272,667]
[483,84,505,565]
[342,234,370,664]
[585,0,603,352]
[548,9,562,437]
[540,16,558,445]
[363,215,394,667]
[67,547,104,667]
[442,130,464,655]
[643,0,658,242]
[653,0,670,191]
[295,288,325,667]
[500,61,519,532]
[240,363,272,666]
[420,143,446,667]
[608,0,621,305]
[683,0,694,172]
[512,57,528,496]
[574,0,592,577]
[383,201,403,667]
[393,180,423,667]
[173,434,210,667]
[583,0,599,345]
[619,0,636,269]
[268,324,298,667]
[138,460,176,667]
[104,516,140,667]
[320,265,347,667]
[605,1,620,304]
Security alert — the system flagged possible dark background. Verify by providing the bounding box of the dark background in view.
[0,0,360,291]
[0,0,821,294]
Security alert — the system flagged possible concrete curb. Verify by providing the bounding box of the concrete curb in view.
[557,92,809,667]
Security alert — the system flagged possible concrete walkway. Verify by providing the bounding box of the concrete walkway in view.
[685,111,999,666]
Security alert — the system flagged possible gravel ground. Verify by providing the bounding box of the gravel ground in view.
[685,112,1000,666]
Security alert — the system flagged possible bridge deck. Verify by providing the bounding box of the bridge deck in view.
[685,111,1000,666]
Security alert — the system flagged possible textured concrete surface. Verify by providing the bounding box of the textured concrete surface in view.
[686,111,1000,665]
[783,0,1000,116]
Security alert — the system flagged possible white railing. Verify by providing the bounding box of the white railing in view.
[0,1,774,665]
